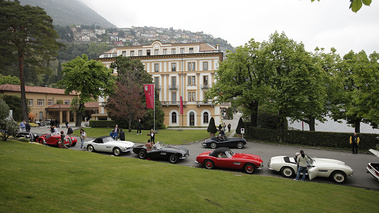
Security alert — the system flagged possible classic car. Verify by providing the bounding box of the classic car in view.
[195,147,263,174]
[84,136,135,156]
[132,141,190,164]
[202,136,246,149]
[366,149,379,181]
[15,131,40,142]
[268,155,354,183]
[37,133,78,147]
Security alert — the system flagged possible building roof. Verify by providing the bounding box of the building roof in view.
[0,84,77,95]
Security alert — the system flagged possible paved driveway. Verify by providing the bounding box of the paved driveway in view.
[30,125,379,190]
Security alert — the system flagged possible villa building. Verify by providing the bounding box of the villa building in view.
[97,40,224,127]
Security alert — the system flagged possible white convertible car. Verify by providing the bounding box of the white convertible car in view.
[268,155,353,183]
[84,136,134,156]
[367,149,379,181]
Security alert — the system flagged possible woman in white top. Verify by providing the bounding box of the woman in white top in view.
[80,129,87,151]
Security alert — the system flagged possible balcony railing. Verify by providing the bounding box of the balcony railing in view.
[169,85,178,90]
[201,84,209,89]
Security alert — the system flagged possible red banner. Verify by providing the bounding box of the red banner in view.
[180,96,183,114]
[143,84,154,109]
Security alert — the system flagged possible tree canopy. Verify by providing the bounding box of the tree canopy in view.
[59,54,115,126]
[0,0,62,121]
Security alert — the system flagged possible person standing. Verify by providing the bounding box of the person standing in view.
[119,129,125,141]
[19,121,26,131]
[110,129,118,140]
[295,150,310,181]
[150,129,155,144]
[80,129,87,151]
[137,119,142,135]
[349,132,360,154]
[59,131,68,149]
[227,123,231,132]
[114,124,120,140]
[25,122,31,132]
[67,125,74,146]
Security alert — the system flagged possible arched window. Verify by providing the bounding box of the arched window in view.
[172,112,177,124]
[189,112,195,126]
[203,112,209,124]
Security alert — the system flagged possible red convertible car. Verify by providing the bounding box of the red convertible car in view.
[37,134,77,147]
[195,147,263,174]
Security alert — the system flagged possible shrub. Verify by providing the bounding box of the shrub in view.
[207,117,217,134]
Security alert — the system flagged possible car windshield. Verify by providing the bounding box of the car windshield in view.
[103,137,115,143]
[306,155,314,165]
[225,149,234,158]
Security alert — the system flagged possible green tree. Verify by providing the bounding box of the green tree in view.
[0,0,62,122]
[207,117,217,137]
[0,74,20,85]
[0,99,18,141]
[106,56,153,131]
[59,54,116,126]
[1,95,25,122]
[235,117,244,135]
[311,0,371,12]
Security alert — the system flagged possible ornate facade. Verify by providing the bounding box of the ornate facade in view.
[97,40,223,127]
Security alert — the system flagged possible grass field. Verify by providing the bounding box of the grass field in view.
[1,140,378,212]
[73,128,210,144]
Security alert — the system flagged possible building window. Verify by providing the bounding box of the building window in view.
[203,62,208,71]
[172,112,177,124]
[154,77,159,89]
[203,112,209,124]
[147,50,151,55]
[171,76,177,88]
[163,49,167,55]
[188,92,196,101]
[37,99,44,106]
[64,100,70,105]
[189,111,195,126]
[122,51,126,56]
[138,50,142,56]
[154,63,159,72]
[130,50,134,56]
[28,99,33,106]
[48,99,54,106]
[188,62,195,71]
[189,48,194,53]
[171,63,176,72]
[172,92,176,103]
[154,49,159,55]
[180,48,185,54]
[171,48,176,54]
[188,76,196,86]
[203,76,208,87]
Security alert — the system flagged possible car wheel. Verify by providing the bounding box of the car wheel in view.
[243,163,256,174]
[237,142,244,149]
[210,142,217,149]
[204,160,214,169]
[169,154,179,164]
[113,147,122,156]
[280,167,295,178]
[87,145,95,152]
[38,139,44,144]
[138,150,146,159]
[330,171,346,183]
[71,142,76,147]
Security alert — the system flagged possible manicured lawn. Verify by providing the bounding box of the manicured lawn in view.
[1,141,378,212]
[73,128,210,144]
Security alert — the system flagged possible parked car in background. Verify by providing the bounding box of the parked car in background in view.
[37,133,77,147]
[15,131,40,142]
[202,136,246,149]
[196,147,263,174]
[84,136,134,156]
[367,149,379,181]
[133,141,190,164]
[268,155,354,183]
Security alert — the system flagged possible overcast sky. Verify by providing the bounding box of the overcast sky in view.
[80,0,378,56]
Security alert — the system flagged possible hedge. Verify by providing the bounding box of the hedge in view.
[247,126,378,150]
[89,120,116,128]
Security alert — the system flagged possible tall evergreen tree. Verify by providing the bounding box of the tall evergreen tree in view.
[0,0,62,121]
